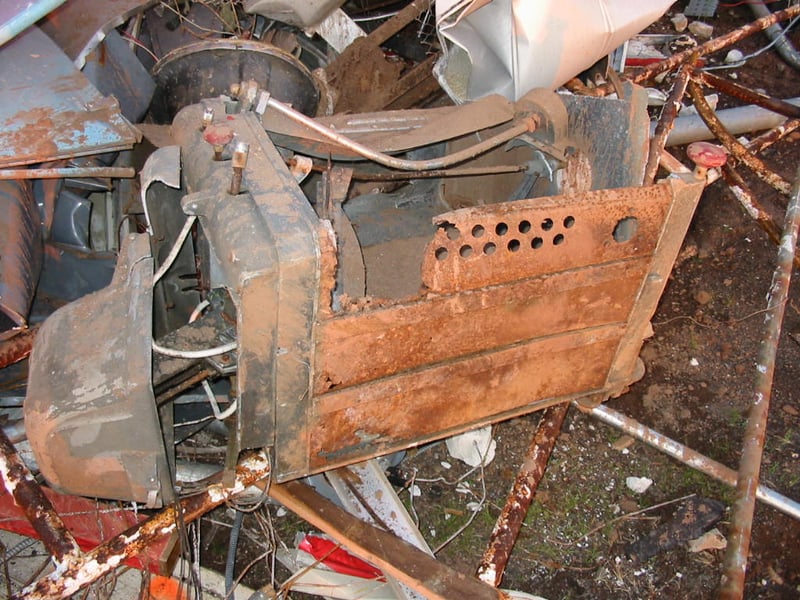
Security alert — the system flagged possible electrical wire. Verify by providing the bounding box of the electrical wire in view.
[702,14,800,71]
[201,379,238,420]
[152,339,237,359]
[153,215,197,284]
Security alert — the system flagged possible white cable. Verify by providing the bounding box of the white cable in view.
[152,339,237,359]
[153,215,197,284]
[201,379,238,420]
[188,299,211,323]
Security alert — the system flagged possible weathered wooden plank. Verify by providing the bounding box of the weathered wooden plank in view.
[315,259,648,392]
[268,480,508,600]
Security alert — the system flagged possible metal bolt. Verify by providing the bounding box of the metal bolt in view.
[201,106,214,130]
[230,141,250,195]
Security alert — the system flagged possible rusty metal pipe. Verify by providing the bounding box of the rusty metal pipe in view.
[687,78,792,196]
[0,167,135,180]
[719,168,800,600]
[693,71,800,119]
[345,164,528,181]
[0,325,39,368]
[746,118,800,154]
[630,5,800,87]
[19,451,271,600]
[644,64,693,185]
[584,403,800,522]
[266,95,535,171]
[476,403,569,587]
[0,429,82,565]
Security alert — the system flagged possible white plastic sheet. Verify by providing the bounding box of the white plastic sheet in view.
[434,0,676,102]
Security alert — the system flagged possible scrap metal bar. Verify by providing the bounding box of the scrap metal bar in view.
[341,164,527,181]
[266,95,536,171]
[368,0,429,45]
[0,167,135,180]
[719,168,800,600]
[694,70,800,119]
[585,403,800,521]
[630,5,800,87]
[476,403,569,587]
[268,480,508,600]
[644,64,693,185]
[0,325,38,368]
[19,451,271,600]
[687,78,792,196]
[0,429,81,564]
[746,118,800,155]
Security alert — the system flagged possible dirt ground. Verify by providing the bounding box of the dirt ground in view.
[199,3,800,599]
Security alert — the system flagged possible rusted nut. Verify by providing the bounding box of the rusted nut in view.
[203,124,234,161]
[687,141,728,181]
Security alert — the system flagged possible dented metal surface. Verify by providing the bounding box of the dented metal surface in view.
[24,233,173,506]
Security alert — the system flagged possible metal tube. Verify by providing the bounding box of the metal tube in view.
[719,168,800,600]
[0,429,82,565]
[687,78,792,196]
[584,403,800,522]
[266,95,536,172]
[693,71,800,119]
[644,64,692,185]
[0,167,135,180]
[0,325,38,368]
[749,0,800,71]
[745,118,800,154]
[476,403,569,587]
[663,99,800,146]
[347,164,528,181]
[19,451,271,600]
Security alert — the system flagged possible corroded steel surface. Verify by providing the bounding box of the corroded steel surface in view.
[644,64,692,185]
[0,429,81,564]
[720,170,800,600]
[0,28,139,168]
[477,403,569,587]
[421,185,672,293]
[0,325,38,368]
[20,451,270,600]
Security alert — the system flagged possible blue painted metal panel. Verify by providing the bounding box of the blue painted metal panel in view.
[0,0,66,47]
[0,27,140,168]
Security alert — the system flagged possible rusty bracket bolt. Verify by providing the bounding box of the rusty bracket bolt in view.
[230,141,250,195]
[687,141,728,183]
[203,124,234,161]
[201,106,214,131]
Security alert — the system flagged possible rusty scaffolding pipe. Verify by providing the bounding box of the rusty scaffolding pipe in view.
[584,403,800,522]
[0,429,82,564]
[719,168,800,600]
[476,403,569,587]
[0,167,135,180]
[687,78,793,196]
[18,451,271,600]
[693,71,800,119]
[0,325,39,368]
[644,64,693,185]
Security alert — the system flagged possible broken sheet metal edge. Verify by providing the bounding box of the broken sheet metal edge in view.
[719,168,800,600]
[0,27,139,169]
[19,451,270,600]
[0,0,66,47]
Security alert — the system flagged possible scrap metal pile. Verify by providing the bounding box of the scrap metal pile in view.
[0,0,798,598]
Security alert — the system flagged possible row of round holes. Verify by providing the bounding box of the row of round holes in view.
[436,216,575,261]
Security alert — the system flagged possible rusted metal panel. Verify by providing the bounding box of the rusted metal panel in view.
[24,233,173,506]
[315,259,649,392]
[0,27,140,168]
[604,176,705,396]
[421,184,672,293]
[0,181,41,339]
[173,103,321,478]
[40,0,155,68]
[308,326,623,472]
